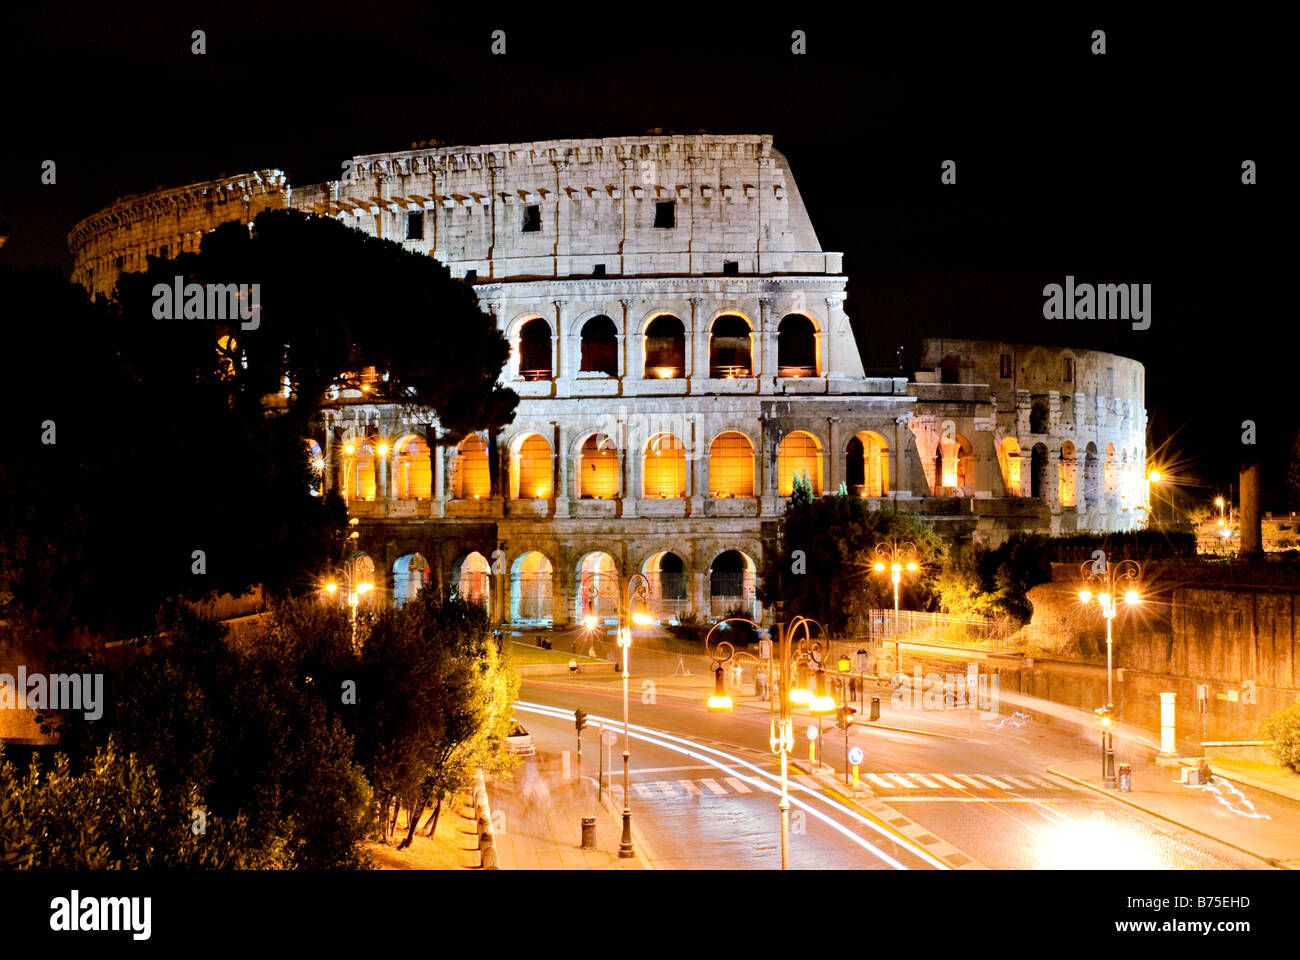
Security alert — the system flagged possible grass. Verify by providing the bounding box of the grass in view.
[510,642,605,665]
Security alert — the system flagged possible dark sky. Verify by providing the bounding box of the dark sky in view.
[1,7,1290,501]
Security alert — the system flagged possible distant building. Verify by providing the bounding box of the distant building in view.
[68,134,1147,626]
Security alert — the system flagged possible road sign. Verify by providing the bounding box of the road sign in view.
[601,729,618,746]
[806,725,818,740]
[848,746,864,765]
[759,638,772,659]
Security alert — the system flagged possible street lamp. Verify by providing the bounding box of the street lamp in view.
[872,540,921,673]
[703,610,826,869]
[1079,557,1142,788]
[616,573,653,859]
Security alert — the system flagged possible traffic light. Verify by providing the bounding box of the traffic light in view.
[575,708,587,732]
[836,705,857,729]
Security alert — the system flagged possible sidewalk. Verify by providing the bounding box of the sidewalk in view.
[487,762,649,870]
[1049,757,1300,869]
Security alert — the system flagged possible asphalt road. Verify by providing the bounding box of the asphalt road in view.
[518,671,1272,870]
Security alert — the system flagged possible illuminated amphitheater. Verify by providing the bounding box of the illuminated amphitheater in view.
[68,134,1148,625]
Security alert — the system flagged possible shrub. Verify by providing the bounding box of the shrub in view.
[1262,699,1300,773]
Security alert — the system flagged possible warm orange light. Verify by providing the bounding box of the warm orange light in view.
[582,615,599,630]
[356,583,373,595]
[377,443,389,456]
[632,612,654,626]
[1215,497,1225,508]
[1125,590,1140,605]
[906,561,918,572]
[1148,470,1161,483]
[1079,589,1092,603]
[324,582,338,594]
[789,687,813,707]
[708,695,734,712]
[809,694,836,714]
[873,562,885,572]
[344,443,355,455]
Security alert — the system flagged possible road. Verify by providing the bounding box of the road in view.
[516,667,1274,870]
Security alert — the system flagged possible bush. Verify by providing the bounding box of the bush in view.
[1262,699,1300,773]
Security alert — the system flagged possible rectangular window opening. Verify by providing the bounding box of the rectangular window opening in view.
[522,204,541,232]
[406,211,424,240]
[654,200,676,228]
[722,260,739,276]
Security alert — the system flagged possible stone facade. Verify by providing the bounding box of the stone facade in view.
[67,135,1147,627]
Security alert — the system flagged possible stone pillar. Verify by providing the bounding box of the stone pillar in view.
[824,294,848,378]
[552,422,569,517]
[689,415,704,514]
[689,297,708,387]
[757,295,774,380]
[553,299,567,383]
[825,419,839,493]
[690,569,707,618]
[1017,450,1030,498]
[1240,463,1263,557]
[552,563,571,627]
[620,298,639,383]
[892,416,908,496]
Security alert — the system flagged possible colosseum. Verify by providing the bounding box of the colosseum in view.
[67,133,1149,626]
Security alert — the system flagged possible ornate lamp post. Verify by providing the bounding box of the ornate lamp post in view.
[616,573,653,858]
[703,608,826,869]
[1079,557,1142,788]
[323,519,372,650]
[872,540,920,671]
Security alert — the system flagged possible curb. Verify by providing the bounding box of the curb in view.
[1046,763,1294,870]
[596,780,655,869]
[471,769,499,870]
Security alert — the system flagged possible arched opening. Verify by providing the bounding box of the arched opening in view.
[348,440,377,501]
[643,551,687,620]
[777,314,817,377]
[998,436,1021,496]
[518,318,552,381]
[348,553,376,608]
[216,335,241,381]
[454,551,490,608]
[394,434,432,500]
[576,551,619,621]
[709,314,752,378]
[580,315,618,377]
[709,431,754,497]
[514,433,552,499]
[644,315,685,379]
[1030,401,1049,435]
[778,431,822,496]
[510,551,553,623]
[452,434,490,499]
[392,553,430,606]
[1104,442,1118,494]
[846,431,889,497]
[709,550,756,619]
[1031,443,1049,501]
[1059,441,1077,507]
[643,433,686,498]
[936,434,975,491]
[578,434,619,499]
[1084,442,1101,507]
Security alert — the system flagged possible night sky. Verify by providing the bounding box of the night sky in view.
[2,8,1289,502]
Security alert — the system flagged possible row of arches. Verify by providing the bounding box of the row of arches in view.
[330,427,895,503]
[517,312,819,381]
[374,548,760,624]
[996,438,1143,507]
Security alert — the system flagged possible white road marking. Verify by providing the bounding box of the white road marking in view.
[909,773,941,788]
[933,774,965,790]
[678,779,701,795]
[1029,776,1061,790]
[658,781,678,798]
[864,773,894,789]
[955,774,990,789]
[700,778,726,795]
[1002,776,1035,790]
[886,773,921,789]
[724,777,752,794]
[977,775,1013,790]
[634,782,655,799]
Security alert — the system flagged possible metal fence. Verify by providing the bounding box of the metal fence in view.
[868,609,1024,654]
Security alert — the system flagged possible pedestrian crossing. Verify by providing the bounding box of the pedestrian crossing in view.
[611,772,1063,801]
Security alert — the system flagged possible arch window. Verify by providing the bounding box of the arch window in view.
[1084,442,1101,506]
[578,434,619,499]
[518,318,552,380]
[1104,443,1118,493]
[777,314,817,377]
[709,550,756,619]
[577,552,619,620]
[456,552,490,608]
[515,434,552,499]
[350,440,377,501]
[643,433,686,498]
[709,432,754,498]
[1059,441,1077,507]
[511,551,553,623]
[846,431,889,497]
[1030,401,1049,435]
[709,314,752,378]
[1031,443,1049,501]
[579,315,618,377]
[644,315,685,379]
[643,551,687,619]
[998,436,1021,495]
[395,435,432,500]
[777,431,822,496]
[936,434,975,491]
[452,434,490,499]
[392,553,430,606]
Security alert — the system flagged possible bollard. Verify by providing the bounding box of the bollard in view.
[479,830,494,850]
[481,846,499,870]
[869,697,880,722]
[1118,763,1132,792]
[580,817,597,850]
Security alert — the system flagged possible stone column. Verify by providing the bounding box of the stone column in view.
[825,418,840,493]
[757,295,775,381]
[824,294,847,378]
[552,422,569,517]
[688,415,704,514]
[553,299,567,384]
[892,416,908,496]
[689,296,708,387]
[621,297,637,383]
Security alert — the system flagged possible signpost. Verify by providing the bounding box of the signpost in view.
[806,724,819,766]
[600,726,618,804]
[848,746,864,787]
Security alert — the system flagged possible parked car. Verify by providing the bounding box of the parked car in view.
[506,720,536,756]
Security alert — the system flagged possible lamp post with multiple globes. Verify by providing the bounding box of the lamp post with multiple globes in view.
[1078,557,1142,788]
[872,540,920,673]
[615,573,654,858]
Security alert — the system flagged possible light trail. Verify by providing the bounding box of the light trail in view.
[516,700,951,869]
